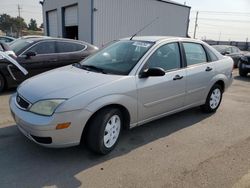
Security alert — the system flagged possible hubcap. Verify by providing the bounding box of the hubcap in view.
[209,88,221,109]
[103,115,121,148]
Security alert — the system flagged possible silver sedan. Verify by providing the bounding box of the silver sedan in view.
[9,36,233,154]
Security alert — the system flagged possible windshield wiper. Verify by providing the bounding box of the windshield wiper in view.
[81,65,107,74]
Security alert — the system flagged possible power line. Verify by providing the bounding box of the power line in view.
[190,10,250,15]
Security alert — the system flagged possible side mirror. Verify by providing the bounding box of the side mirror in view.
[222,51,230,55]
[139,67,165,78]
[25,51,37,58]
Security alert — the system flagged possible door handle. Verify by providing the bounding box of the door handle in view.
[173,75,183,80]
[205,67,213,72]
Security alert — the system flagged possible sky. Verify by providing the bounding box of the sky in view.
[0,0,249,42]
[174,0,250,41]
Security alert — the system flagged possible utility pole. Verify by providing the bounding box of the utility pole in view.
[193,11,199,39]
[218,32,221,42]
[17,4,22,17]
[17,4,22,37]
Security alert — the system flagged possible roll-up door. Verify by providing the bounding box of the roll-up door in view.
[47,10,58,37]
[65,5,78,26]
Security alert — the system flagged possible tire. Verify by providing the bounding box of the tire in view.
[201,84,223,113]
[239,62,248,77]
[86,108,122,154]
[0,74,5,93]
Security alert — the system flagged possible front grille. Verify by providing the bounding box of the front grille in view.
[16,94,31,110]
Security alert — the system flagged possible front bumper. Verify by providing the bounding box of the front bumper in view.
[9,94,92,148]
[242,63,250,71]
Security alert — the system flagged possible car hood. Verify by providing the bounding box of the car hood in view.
[17,66,123,103]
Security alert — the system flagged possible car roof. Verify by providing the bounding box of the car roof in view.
[0,36,15,39]
[19,36,86,44]
[121,36,203,43]
[213,45,235,48]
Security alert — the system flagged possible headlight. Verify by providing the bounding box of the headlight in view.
[29,99,66,116]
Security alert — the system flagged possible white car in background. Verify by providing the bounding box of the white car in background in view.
[9,36,233,154]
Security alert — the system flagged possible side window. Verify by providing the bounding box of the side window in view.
[183,43,207,66]
[146,43,181,71]
[232,47,240,53]
[204,46,219,62]
[29,41,56,55]
[56,42,86,53]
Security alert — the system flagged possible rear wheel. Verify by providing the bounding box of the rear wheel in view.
[201,84,223,113]
[86,108,122,154]
[0,74,5,93]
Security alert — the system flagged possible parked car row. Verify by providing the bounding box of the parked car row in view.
[9,36,234,154]
[212,45,244,68]
[238,52,250,77]
[212,45,250,77]
[0,36,98,92]
[0,36,16,44]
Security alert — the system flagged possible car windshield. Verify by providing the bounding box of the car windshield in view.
[10,39,32,54]
[79,40,154,75]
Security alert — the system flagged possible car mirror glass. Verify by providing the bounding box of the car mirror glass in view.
[140,67,165,78]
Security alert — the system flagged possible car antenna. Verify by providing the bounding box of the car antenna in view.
[130,17,159,41]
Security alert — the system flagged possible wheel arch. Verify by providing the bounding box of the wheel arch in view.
[214,80,225,93]
[80,103,131,145]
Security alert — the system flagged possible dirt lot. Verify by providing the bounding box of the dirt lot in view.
[0,70,250,188]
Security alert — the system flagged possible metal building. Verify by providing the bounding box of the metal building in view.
[42,0,190,47]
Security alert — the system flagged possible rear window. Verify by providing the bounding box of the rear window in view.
[204,46,219,62]
[56,41,86,53]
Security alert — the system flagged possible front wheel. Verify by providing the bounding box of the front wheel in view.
[86,108,122,154]
[201,84,223,113]
[239,62,248,77]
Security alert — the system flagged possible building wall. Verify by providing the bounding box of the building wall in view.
[43,0,92,43]
[93,0,190,47]
[43,0,190,47]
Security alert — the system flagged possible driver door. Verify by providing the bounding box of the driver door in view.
[11,41,57,82]
[136,42,186,122]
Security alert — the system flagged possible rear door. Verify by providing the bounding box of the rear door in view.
[182,42,216,106]
[136,42,186,122]
[56,41,88,66]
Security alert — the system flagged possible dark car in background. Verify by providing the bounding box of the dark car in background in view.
[238,53,250,77]
[0,36,16,44]
[0,36,98,92]
[212,45,244,68]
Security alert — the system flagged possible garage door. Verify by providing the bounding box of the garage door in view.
[65,5,78,26]
[47,10,58,37]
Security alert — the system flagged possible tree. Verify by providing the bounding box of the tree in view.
[28,18,38,31]
[40,23,44,29]
[0,14,27,36]
[13,17,27,36]
[0,14,12,33]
